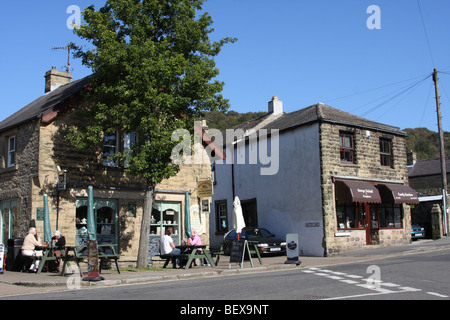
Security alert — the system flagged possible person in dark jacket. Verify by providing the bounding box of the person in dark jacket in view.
[51,230,66,272]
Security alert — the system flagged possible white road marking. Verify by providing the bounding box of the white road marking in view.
[426,292,449,298]
[302,267,436,299]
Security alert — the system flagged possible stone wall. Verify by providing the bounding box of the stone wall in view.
[0,120,40,237]
[34,104,211,261]
[319,122,411,255]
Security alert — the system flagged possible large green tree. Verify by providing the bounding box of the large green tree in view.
[69,0,235,267]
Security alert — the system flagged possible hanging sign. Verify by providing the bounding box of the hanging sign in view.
[58,172,67,191]
[197,180,213,198]
[0,244,4,274]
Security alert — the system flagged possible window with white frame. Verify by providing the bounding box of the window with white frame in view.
[7,136,16,168]
[215,200,228,233]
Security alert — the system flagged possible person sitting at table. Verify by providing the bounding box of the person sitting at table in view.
[50,230,66,272]
[52,230,66,248]
[21,227,43,272]
[160,227,182,268]
[189,229,210,267]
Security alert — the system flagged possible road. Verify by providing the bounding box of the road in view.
[2,248,449,302]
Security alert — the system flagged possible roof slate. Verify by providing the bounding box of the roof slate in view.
[0,74,92,133]
[263,103,406,135]
[408,156,450,177]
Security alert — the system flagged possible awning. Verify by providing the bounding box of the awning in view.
[335,180,382,204]
[377,183,419,204]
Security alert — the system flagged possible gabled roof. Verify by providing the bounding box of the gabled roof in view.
[0,74,92,133]
[220,103,405,146]
[263,103,406,135]
[408,156,450,177]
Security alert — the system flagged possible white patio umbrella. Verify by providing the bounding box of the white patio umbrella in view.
[233,196,246,240]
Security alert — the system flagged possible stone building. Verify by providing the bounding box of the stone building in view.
[0,68,213,263]
[408,155,450,239]
[211,97,418,256]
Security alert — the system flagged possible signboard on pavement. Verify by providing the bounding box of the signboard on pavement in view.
[285,233,301,266]
[0,244,4,274]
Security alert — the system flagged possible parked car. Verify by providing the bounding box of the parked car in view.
[411,225,425,240]
[223,227,286,255]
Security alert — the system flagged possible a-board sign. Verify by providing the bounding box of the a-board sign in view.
[285,233,301,266]
[0,244,4,274]
[229,241,244,263]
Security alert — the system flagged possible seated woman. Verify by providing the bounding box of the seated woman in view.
[21,227,42,272]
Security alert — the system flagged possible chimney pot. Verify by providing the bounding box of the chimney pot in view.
[268,96,283,115]
[44,67,72,93]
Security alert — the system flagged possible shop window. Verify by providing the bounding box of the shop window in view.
[336,203,368,229]
[379,205,403,228]
[339,132,355,163]
[215,200,228,233]
[75,198,118,246]
[336,204,356,229]
[97,206,116,244]
[148,201,181,257]
[75,205,88,245]
[379,138,393,168]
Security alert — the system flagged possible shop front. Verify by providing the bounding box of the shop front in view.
[148,201,182,258]
[335,179,419,246]
[75,198,118,247]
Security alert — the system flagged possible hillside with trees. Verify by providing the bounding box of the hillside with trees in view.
[203,110,266,131]
[204,111,450,160]
[404,127,450,160]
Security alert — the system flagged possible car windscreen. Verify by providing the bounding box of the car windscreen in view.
[246,228,274,239]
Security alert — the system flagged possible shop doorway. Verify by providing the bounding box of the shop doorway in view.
[148,201,181,257]
[0,199,19,246]
[241,198,258,228]
[357,203,379,245]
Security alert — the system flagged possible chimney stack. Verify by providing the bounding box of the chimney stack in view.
[268,96,283,115]
[407,150,417,166]
[44,67,72,93]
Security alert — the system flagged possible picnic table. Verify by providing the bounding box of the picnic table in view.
[160,245,215,268]
[34,245,65,274]
[60,244,120,277]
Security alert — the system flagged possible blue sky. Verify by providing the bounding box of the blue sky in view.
[1,0,449,132]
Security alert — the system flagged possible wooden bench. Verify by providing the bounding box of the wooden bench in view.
[160,254,189,268]
[98,245,121,274]
[61,244,121,276]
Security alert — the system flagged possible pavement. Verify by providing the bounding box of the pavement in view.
[1,237,450,297]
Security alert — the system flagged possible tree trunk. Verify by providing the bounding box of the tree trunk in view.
[136,185,155,268]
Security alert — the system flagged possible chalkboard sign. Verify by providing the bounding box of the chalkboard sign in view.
[229,241,244,263]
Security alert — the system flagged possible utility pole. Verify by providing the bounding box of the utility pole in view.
[433,68,449,235]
